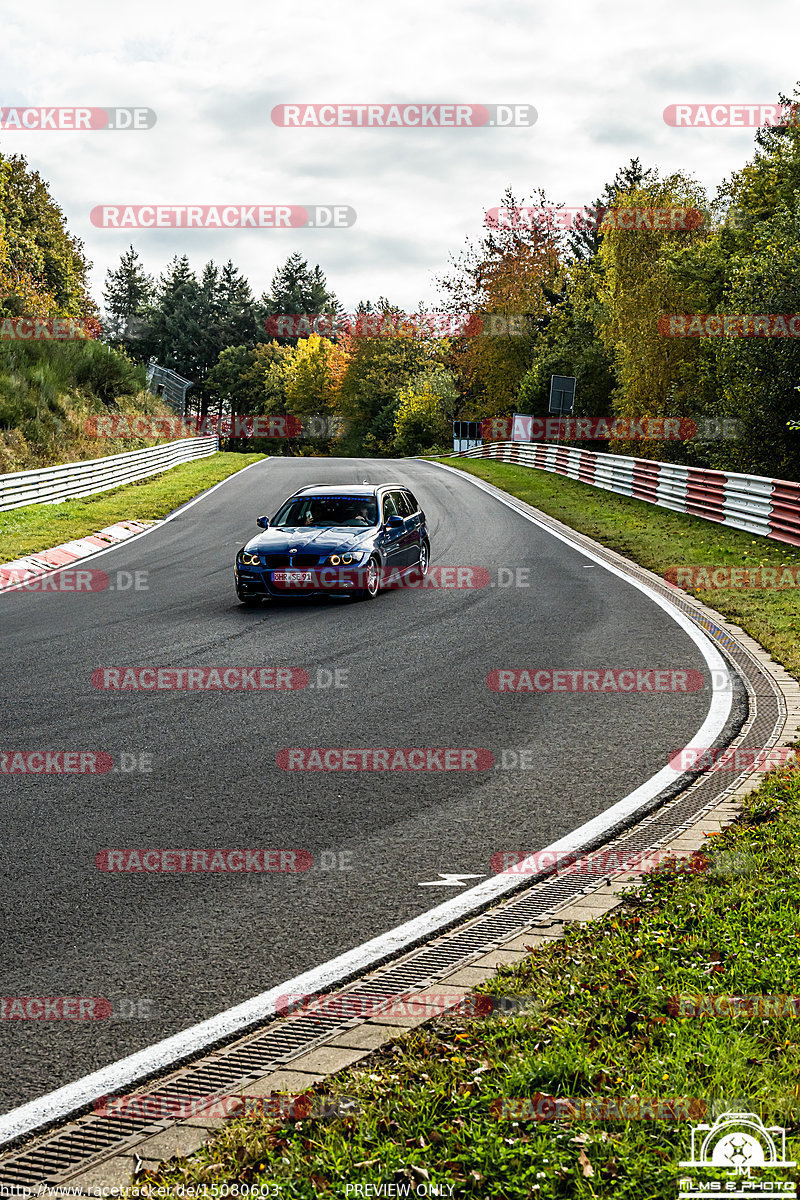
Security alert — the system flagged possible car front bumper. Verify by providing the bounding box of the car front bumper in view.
[235,566,367,598]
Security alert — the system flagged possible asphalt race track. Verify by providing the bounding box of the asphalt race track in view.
[0,456,714,1113]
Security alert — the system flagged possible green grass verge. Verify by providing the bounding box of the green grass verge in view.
[142,768,800,1198]
[0,452,266,561]
[433,457,800,679]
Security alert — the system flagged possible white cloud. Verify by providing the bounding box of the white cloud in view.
[0,0,796,313]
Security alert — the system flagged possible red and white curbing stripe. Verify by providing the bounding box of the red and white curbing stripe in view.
[0,520,156,592]
[456,442,800,548]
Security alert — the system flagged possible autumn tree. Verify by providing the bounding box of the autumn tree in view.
[284,332,345,416]
[438,187,564,415]
[676,89,800,475]
[518,261,615,418]
[594,170,710,457]
[337,301,434,450]
[568,158,658,263]
[0,152,97,324]
[205,340,296,450]
[393,366,460,456]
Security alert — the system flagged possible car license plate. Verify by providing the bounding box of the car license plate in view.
[272,571,312,583]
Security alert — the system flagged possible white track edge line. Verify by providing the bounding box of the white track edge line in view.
[0,458,734,1148]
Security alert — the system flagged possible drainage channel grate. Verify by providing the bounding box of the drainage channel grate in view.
[0,515,787,1192]
[0,1120,149,1189]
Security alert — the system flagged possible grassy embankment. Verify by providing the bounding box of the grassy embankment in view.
[0,337,181,473]
[0,453,266,561]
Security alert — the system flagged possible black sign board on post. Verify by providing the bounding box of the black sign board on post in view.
[549,375,576,414]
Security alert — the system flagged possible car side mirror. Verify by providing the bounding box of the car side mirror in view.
[386,514,404,528]
[256,515,269,528]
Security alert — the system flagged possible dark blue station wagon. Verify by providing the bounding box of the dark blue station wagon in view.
[234,483,430,604]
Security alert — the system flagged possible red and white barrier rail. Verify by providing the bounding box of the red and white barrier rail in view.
[0,436,218,512]
[452,442,800,547]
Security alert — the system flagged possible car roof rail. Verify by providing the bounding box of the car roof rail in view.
[291,483,381,495]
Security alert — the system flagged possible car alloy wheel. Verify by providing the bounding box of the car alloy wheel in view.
[365,556,381,598]
[419,541,430,576]
[353,556,381,601]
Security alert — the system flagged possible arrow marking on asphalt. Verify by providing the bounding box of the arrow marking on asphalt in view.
[418,873,486,888]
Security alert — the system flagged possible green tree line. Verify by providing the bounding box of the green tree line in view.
[7,90,800,478]
[103,85,800,475]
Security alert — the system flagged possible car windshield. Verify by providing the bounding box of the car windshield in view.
[273,495,379,528]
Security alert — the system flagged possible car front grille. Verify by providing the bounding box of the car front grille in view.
[255,553,325,568]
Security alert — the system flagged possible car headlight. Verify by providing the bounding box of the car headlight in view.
[324,552,366,566]
[239,551,261,566]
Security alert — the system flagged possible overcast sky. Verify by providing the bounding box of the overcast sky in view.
[1,0,796,316]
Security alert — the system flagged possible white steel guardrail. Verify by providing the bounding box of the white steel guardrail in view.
[0,436,219,511]
[451,441,800,548]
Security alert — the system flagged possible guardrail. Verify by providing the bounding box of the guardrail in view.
[0,436,219,512]
[451,441,800,548]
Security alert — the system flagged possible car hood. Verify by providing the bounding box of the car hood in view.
[244,527,375,554]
